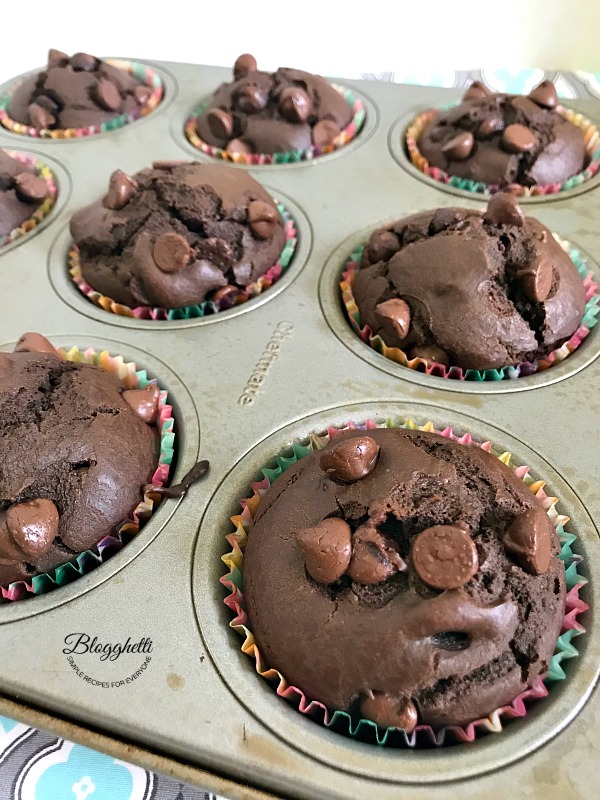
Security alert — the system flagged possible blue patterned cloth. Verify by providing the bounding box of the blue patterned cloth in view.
[2,67,599,800]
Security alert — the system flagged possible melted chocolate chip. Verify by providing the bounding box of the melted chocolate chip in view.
[476,116,504,139]
[28,103,55,130]
[360,692,418,732]
[247,200,279,239]
[148,460,210,499]
[462,80,490,101]
[104,170,138,211]
[122,384,160,424]
[206,108,234,140]
[233,54,258,81]
[529,80,558,110]
[375,298,411,341]
[153,233,191,273]
[6,499,59,558]
[517,255,553,302]
[320,436,379,482]
[441,131,474,161]
[278,87,312,123]
[484,192,525,228]
[502,124,537,154]
[47,48,70,69]
[235,85,267,114]
[296,518,352,584]
[347,525,406,584]
[92,79,122,112]
[411,525,479,590]
[14,173,48,204]
[14,332,58,356]
[70,52,98,72]
[503,507,552,575]
[364,230,401,264]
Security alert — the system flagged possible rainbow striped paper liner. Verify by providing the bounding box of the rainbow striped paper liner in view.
[405,103,600,197]
[221,418,588,748]
[341,235,600,381]
[0,345,175,603]
[0,60,163,139]
[0,150,57,248]
[68,201,297,320]
[184,85,365,165]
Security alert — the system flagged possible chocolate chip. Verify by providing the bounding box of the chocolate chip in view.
[233,53,258,81]
[134,85,152,106]
[210,284,239,307]
[441,131,474,161]
[375,298,411,341]
[104,170,138,210]
[312,119,341,148]
[517,255,553,302]
[320,436,379,483]
[247,199,280,239]
[151,160,187,170]
[462,81,491,101]
[408,344,450,367]
[235,85,267,114]
[429,208,465,234]
[364,230,401,264]
[14,333,58,356]
[47,48,69,69]
[360,692,418,732]
[14,173,48,204]
[28,103,55,130]
[411,525,479,590]
[503,507,552,574]
[226,138,253,156]
[153,233,191,273]
[6,499,59,558]
[92,79,122,112]
[347,525,406,584]
[295,518,352,584]
[529,80,558,110]
[278,87,312,123]
[70,52,99,72]
[502,124,537,154]
[206,108,234,140]
[484,192,525,228]
[476,116,504,139]
[122,384,160,424]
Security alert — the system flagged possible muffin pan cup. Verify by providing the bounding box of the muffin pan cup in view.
[0,62,598,800]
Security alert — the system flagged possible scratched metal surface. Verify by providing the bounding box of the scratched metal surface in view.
[0,61,598,800]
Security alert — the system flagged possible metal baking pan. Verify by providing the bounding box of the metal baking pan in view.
[0,60,598,800]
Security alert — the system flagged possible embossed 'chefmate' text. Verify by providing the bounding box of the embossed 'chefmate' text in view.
[238,321,294,407]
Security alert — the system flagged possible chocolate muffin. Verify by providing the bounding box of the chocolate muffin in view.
[417,79,586,187]
[352,193,586,371]
[0,151,51,237]
[195,54,353,156]
[0,333,159,586]
[70,161,286,309]
[8,49,153,131]
[243,427,565,730]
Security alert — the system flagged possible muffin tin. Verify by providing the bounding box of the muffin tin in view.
[0,60,598,800]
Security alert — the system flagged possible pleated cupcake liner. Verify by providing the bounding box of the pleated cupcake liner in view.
[405,103,600,197]
[0,151,57,248]
[221,417,587,748]
[0,345,176,603]
[68,201,297,320]
[184,85,365,165]
[340,235,600,381]
[0,60,163,139]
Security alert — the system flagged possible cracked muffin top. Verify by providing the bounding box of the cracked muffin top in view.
[70,161,286,309]
[243,428,565,730]
[0,333,158,586]
[417,79,586,188]
[8,49,153,131]
[194,53,353,156]
[352,193,586,371]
